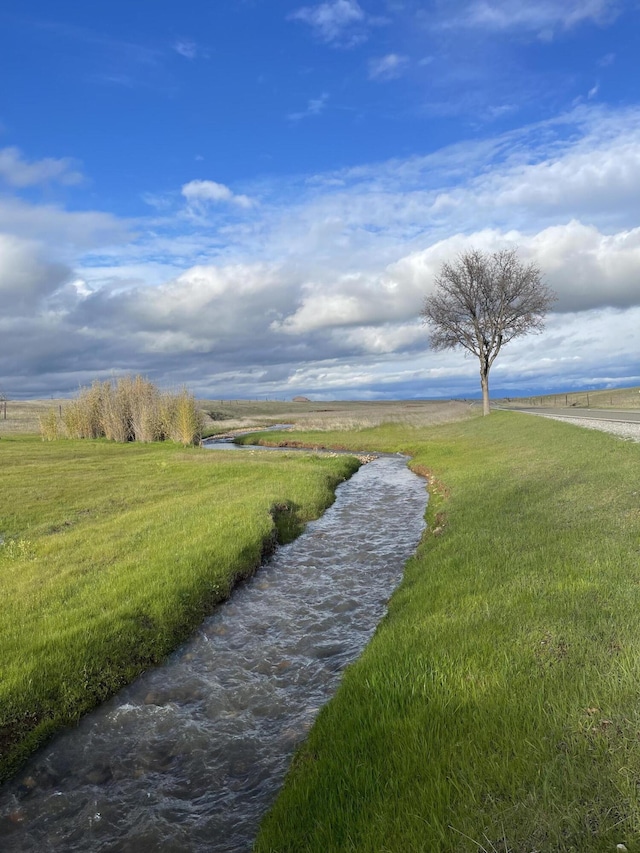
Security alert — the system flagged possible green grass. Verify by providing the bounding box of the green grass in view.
[0,435,359,784]
[502,384,640,410]
[254,412,640,852]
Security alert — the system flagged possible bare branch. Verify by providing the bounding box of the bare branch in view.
[421,247,556,415]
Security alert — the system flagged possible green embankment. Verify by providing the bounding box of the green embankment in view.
[0,436,359,784]
[254,412,640,853]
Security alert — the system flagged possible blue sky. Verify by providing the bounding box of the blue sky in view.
[1,0,639,400]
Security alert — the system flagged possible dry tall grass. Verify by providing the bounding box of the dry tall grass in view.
[164,388,204,445]
[0,400,66,435]
[63,382,104,439]
[504,385,640,410]
[286,401,474,431]
[198,399,475,433]
[40,376,203,445]
[38,409,60,441]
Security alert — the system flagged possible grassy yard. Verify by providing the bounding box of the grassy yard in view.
[253,412,640,852]
[0,435,359,784]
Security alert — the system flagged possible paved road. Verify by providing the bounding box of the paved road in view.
[501,407,640,424]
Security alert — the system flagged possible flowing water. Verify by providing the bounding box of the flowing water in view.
[0,451,427,852]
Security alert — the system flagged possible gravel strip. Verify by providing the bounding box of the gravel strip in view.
[538,414,640,442]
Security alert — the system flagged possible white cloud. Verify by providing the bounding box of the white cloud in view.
[598,52,616,67]
[368,54,409,81]
[389,221,640,314]
[529,222,640,311]
[454,0,620,35]
[0,197,129,251]
[488,306,640,393]
[258,213,640,351]
[174,39,198,59]
[0,234,71,315]
[0,147,84,188]
[181,180,254,210]
[289,0,367,45]
[3,105,640,400]
[472,128,640,220]
[288,92,330,121]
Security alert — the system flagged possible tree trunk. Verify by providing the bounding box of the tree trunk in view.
[480,365,490,416]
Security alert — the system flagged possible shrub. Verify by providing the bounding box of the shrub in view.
[39,409,60,441]
[164,387,204,446]
[51,376,203,445]
[62,382,104,439]
[129,376,163,442]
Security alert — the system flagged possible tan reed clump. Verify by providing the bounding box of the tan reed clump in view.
[101,375,164,442]
[44,376,202,445]
[162,387,205,446]
[62,381,104,439]
[130,376,165,442]
[38,408,61,441]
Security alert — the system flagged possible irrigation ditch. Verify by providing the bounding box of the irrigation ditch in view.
[0,437,428,851]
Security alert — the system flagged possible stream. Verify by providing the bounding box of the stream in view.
[0,446,428,852]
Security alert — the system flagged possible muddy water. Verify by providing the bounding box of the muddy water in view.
[0,453,427,852]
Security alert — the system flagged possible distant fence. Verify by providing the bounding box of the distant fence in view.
[515,390,639,409]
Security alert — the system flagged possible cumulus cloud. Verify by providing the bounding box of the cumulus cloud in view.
[477,134,640,216]
[0,197,129,251]
[262,215,640,356]
[289,0,367,45]
[181,180,254,210]
[529,222,640,311]
[3,105,640,400]
[487,306,640,393]
[387,220,640,313]
[368,54,409,81]
[0,234,72,316]
[0,147,84,188]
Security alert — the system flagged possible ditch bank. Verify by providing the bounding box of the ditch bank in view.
[0,446,428,852]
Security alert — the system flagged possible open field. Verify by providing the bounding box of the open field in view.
[3,388,638,440]
[201,398,474,432]
[0,398,474,438]
[500,385,640,410]
[254,412,640,852]
[0,436,359,783]
[4,397,640,850]
[0,400,69,435]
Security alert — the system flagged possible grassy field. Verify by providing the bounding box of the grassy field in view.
[0,435,359,784]
[501,385,640,410]
[0,397,473,437]
[252,412,640,852]
[4,395,640,849]
[2,387,636,439]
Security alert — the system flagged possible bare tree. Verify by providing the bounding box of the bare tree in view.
[421,248,556,415]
